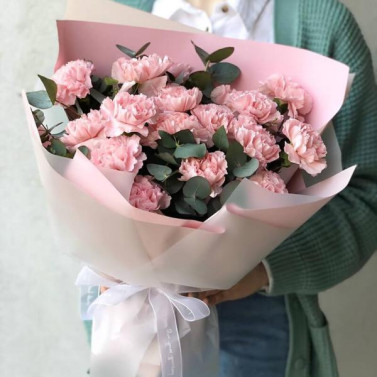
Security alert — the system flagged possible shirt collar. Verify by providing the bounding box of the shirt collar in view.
[152,0,271,34]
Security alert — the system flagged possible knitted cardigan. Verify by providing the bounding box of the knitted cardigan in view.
[110,1,377,376]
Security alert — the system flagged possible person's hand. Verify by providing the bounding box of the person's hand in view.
[189,262,269,306]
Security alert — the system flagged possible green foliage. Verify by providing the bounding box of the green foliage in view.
[38,75,57,104]
[233,158,259,178]
[174,143,207,159]
[220,180,240,205]
[32,109,45,126]
[226,141,247,172]
[116,42,151,58]
[183,197,207,216]
[174,130,196,145]
[274,98,289,114]
[147,164,172,181]
[208,63,241,84]
[212,126,229,152]
[187,71,212,91]
[48,139,67,157]
[158,131,176,149]
[191,41,210,65]
[183,176,211,200]
[207,47,234,63]
[26,91,53,109]
[78,145,90,158]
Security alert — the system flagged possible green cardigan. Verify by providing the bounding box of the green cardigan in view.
[109,1,377,376]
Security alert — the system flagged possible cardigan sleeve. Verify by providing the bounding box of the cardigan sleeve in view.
[266,3,377,296]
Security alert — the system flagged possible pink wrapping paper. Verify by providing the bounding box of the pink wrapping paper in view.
[23,11,356,377]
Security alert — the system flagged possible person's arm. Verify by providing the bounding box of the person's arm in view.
[265,5,377,296]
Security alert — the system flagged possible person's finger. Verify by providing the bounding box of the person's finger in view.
[100,286,109,294]
[206,290,230,306]
[197,290,221,300]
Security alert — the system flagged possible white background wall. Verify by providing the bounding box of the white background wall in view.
[0,1,376,376]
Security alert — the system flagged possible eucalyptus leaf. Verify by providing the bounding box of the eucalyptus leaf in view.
[209,63,241,84]
[164,176,184,194]
[233,158,259,178]
[135,42,151,56]
[174,130,196,144]
[220,181,240,205]
[158,131,176,149]
[174,143,207,159]
[27,91,53,109]
[90,88,106,104]
[147,164,172,181]
[116,44,136,58]
[207,47,234,63]
[212,126,229,152]
[280,151,292,168]
[207,197,222,217]
[188,71,212,90]
[156,152,178,166]
[104,76,118,86]
[183,176,211,199]
[175,198,197,216]
[78,145,90,158]
[32,109,45,125]
[184,197,207,216]
[38,75,57,104]
[49,139,67,157]
[226,141,247,172]
[191,41,209,65]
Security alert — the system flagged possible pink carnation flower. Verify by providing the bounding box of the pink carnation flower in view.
[191,104,234,146]
[232,115,280,166]
[211,85,232,105]
[52,60,94,106]
[259,74,313,118]
[61,110,107,147]
[250,170,288,194]
[227,90,283,126]
[89,134,146,173]
[100,92,156,137]
[282,118,327,176]
[168,62,192,81]
[141,112,204,148]
[179,151,228,197]
[154,85,202,112]
[129,175,171,212]
[111,54,172,84]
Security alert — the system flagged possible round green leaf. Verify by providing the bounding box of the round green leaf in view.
[174,130,196,145]
[209,63,241,84]
[220,181,241,205]
[212,126,229,152]
[175,199,197,216]
[207,47,234,63]
[158,131,176,149]
[147,164,172,181]
[78,145,91,158]
[174,143,207,159]
[164,176,184,194]
[188,71,212,90]
[49,139,67,157]
[27,91,53,109]
[156,152,178,166]
[233,158,259,178]
[183,176,211,199]
[184,197,207,216]
[226,141,247,172]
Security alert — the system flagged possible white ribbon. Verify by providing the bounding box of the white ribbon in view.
[75,266,210,377]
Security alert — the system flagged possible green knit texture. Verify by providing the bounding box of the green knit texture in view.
[267,0,377,296]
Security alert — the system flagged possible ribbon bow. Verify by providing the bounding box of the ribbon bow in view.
[76,266,210,377]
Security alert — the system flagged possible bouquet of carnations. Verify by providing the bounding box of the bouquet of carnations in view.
[23,4,355,377]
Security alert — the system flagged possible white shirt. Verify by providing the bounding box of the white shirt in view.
[152,0,275,290]
[152,0,275,43]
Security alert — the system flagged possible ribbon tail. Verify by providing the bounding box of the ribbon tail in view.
[149,289,183,377]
